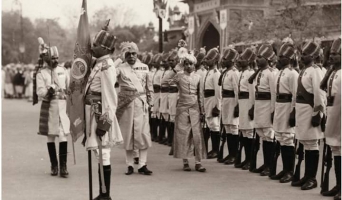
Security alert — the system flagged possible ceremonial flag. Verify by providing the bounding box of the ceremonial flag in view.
[68,0,92,142]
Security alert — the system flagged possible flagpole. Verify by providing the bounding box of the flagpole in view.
[88,150,92,200]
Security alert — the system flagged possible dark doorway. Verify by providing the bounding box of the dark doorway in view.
[201,23,220,51]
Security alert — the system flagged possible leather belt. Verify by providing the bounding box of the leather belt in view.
[204,90,215,98]
[222,90,235,98]
[169,86,178,93]
[86,91,101,96]
[85,95,101,105]
[327,96,335,107]
[276,93,292,103]
[153,85,161,93]
[161,87,169,93]
[296,95,314,106]
[238,91,249,99]
[255,92,271,100]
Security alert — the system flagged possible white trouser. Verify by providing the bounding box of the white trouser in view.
[300,139,319,151]
[93,148,111,166]
[274,132,295,146]
[126,149,148,168]
[47,124,68,142]
[241,129,254,139]
[224,125,238,135]
[205,117,220,132]
[330,146,341,156]
[255,128,274,142]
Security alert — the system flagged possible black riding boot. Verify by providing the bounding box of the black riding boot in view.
[94,165,112,200]
[271,144,286,180]
[242,137,252,170]
[158,117,167,144]
[225,134,238,165]
[301,150,319,190]
[59,141,69,177]
[260,141,273,176]
[203,127,211,156]
[280,146,295,183]
[207,131,220,159]
[235,137,247,168]
[322,156,341,196]
[47,142,58,176]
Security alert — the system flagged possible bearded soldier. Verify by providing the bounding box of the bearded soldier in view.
[218,48,240,165]
[159,52,172,145]
[291,41,326,190]
[271,42,298,183]
[116,42,154,176]
[248,44,276,176]
[84,26,123,200]
[320,38,341,199]
[36,45,70,178]
[151,53,163,142]
[202,48,222,159]
[235,48,256,170]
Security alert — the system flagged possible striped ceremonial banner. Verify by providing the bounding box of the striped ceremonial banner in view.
[67,0,92,143]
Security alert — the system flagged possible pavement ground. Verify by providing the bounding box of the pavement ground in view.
[2,99,337,200]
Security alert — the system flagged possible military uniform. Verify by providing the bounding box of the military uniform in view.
[250,44,276,176]
[36,46,70,178]
[292,41,326,190]
[151,54,163,141]
[271,42,298,182]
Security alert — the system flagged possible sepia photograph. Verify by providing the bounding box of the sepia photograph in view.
[1,0,341,199]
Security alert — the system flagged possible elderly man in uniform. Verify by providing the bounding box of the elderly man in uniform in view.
[271,42,298,183]
[320,38,341,199]
[248,44,276,176]
[218,48,240,165]
[235,48,256,170]
[291,41,326,190]
[36,45,70,178]
[116,42,154,176]
[151,54,163,142]
[202,48,222,159]
[171,52,207,172]
[84,26,123,200]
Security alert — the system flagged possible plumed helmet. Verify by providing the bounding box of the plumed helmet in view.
[93,20,116,51]
[48,46,59,59]
[257,44,275,61]
[301,41,320,57]
[240,48,256,62]
[203,47,220,66]
[278,42,295,59]
[221,48,239,62]
[330,38,341,54]
[161,52,170,62]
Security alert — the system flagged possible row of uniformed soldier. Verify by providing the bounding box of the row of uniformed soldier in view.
[138,38,340,200]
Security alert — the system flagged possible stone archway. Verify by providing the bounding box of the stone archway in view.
[201,23,220,51]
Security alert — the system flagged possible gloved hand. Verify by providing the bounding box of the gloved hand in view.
[234,105,239,118]
[248,105,254,120]
[289,108,296,127]
[96,128,106,137]
[271,112,274,124]
[311,111,322,127]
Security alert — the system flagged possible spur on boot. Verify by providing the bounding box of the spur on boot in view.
[125,166,134,175]
[138,165,152,175]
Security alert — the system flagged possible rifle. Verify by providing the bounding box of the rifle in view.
[249,129,260,172]
[269,141,281,177]
[235,131,243,166]
[293,141,304,182]
[217,119,226,161]
[320,140,333,194]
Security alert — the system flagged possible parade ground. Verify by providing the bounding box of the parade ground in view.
[2,99,334,200]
